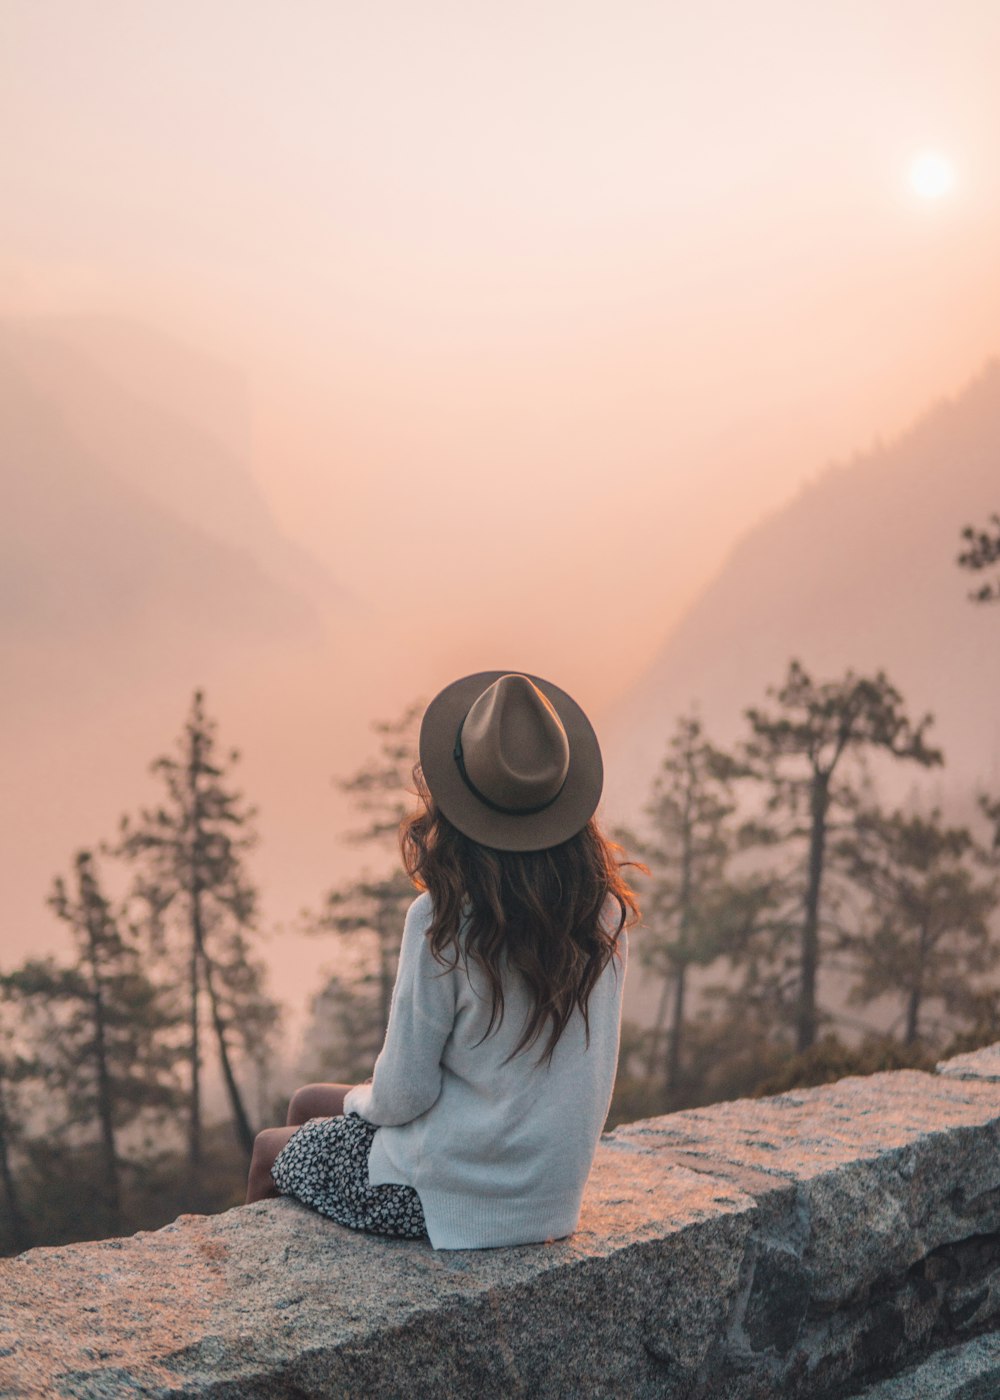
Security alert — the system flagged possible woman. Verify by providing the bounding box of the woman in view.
[246,670,644,1250]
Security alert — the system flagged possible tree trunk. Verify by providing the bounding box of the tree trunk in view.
[188,927,202,1169]
[665,962,687,1108]
[798,774,829,1053]
[905,920,929,1046]
[666,784,695,1101]
[200,947,255,1158]
[187,741,204,1173]
[87,924,121,1233]
[645,973,672,1083]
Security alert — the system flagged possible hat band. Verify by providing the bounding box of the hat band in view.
[453,724,567,818]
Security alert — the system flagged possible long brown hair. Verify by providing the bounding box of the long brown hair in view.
[399,763,647,1069]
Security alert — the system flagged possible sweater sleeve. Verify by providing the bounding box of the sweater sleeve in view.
[341,892,456,1127]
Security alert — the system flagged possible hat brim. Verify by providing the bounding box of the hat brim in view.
[418,670,604,852]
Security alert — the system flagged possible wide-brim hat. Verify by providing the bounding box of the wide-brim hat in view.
[418,670,603,852]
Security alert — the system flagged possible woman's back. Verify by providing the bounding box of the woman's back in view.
[346,890,628,1249]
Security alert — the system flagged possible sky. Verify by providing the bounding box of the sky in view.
[4,0,1000,714]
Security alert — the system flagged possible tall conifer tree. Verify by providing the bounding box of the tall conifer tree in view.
[739,661,943,1053]
[6,850,178,1235]
[302,702,421,1083]
[113,690,276,1164]
[616,714,748,1105]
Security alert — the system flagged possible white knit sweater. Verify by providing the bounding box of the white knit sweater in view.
[342,890,627,1250]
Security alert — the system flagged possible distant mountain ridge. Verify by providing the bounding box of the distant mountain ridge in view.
[603,359,1000,821]
[0,316,359,713]
[1,314,353,632]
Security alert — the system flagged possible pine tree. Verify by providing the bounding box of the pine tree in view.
[615,713,750,1106]
[739,660,943,1053]
[5,850,179,1235]
[208,924,282,1131]
[312,874,416,1042]
[834,805,1000,1047]
[112,690,276,1164]
[302,702,423,1083]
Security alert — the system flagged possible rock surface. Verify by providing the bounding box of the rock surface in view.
[845,1332,1000,1399]
[2,1050,1000,1397]
[936,1043,1000,1083]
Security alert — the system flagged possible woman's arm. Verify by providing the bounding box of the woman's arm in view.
[342,892,456,1127]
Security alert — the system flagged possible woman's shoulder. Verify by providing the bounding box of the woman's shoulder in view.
[404,889,436,937]
[407,888,473,931]
[408,889,434,919]
[599,891,627,932]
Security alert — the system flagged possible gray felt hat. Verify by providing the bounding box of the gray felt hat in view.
[418,670,604,851]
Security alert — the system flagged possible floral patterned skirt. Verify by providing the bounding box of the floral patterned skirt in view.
[271,1110,428,1240]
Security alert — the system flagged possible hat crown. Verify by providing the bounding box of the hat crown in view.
[458,674,570,814]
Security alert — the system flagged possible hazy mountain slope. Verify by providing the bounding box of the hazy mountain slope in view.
[0,315,352,615]
[14,312,251,454]
[603,359,1000,821]
[0,352,322,675]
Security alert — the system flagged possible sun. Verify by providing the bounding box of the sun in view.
[909,150,955,200]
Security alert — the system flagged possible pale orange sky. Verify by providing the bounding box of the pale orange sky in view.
[3,0,1000,1055]
[4,1,1000,712]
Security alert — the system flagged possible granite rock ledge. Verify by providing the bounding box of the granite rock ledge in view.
[4,1045,1000,1398]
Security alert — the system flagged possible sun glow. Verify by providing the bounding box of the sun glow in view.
[909,150,955,200]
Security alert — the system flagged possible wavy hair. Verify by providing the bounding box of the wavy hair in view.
[399,763,647,1069]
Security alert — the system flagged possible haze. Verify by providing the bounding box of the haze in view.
[5,1,1000,688]
[3,0,1000,1033]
